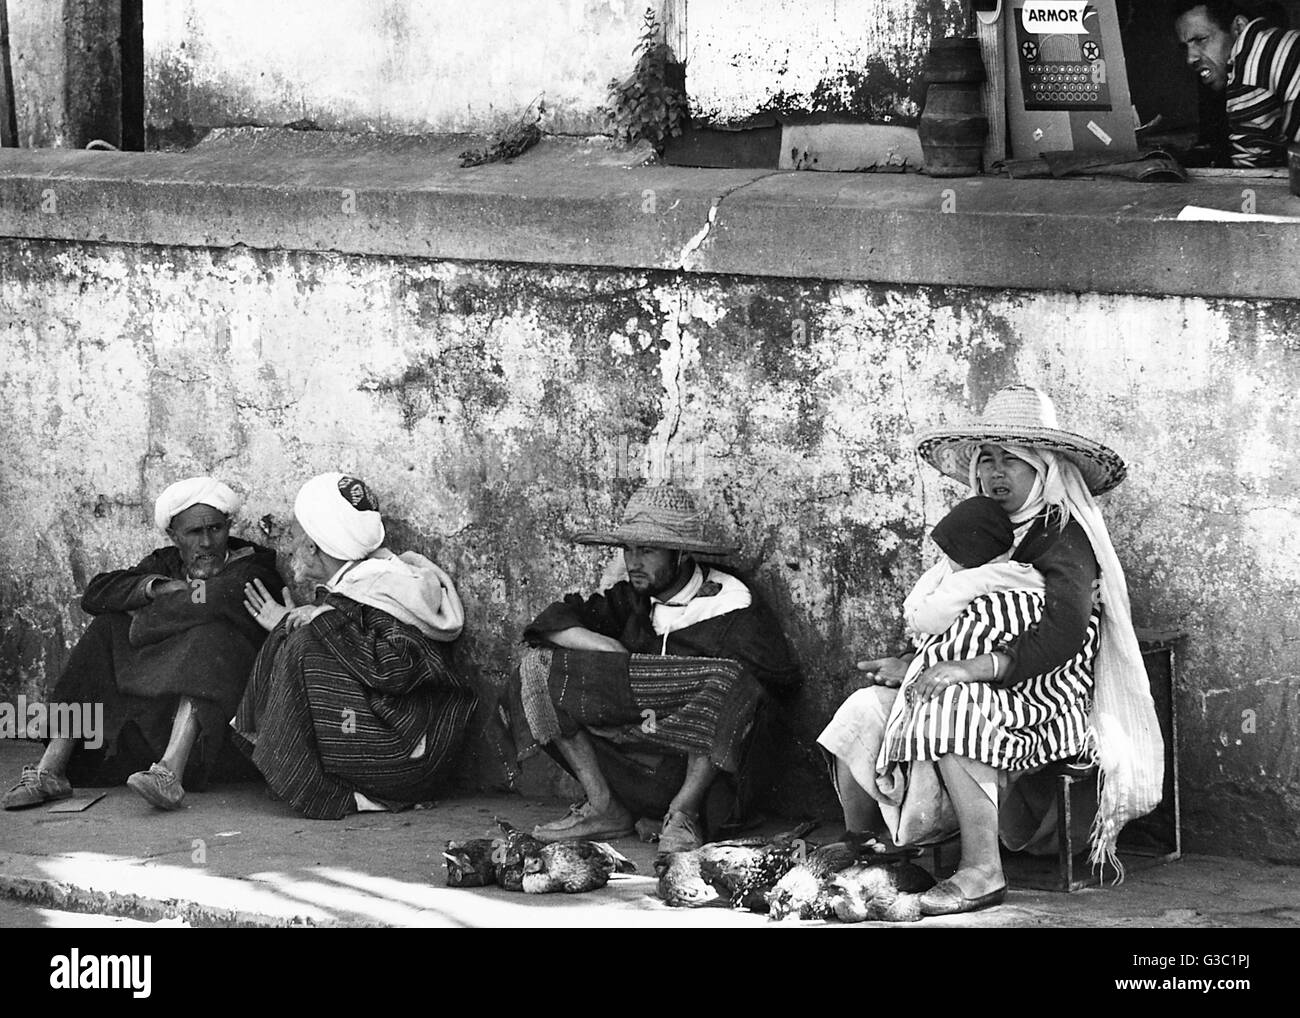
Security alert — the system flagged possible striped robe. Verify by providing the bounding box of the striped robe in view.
[514,647,761,774]
[1226,18,1300,167]
[233,594,478,819]
[883,589,1099,773]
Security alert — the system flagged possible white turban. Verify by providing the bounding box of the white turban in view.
[154,477,241,531]
[294,472,385,562]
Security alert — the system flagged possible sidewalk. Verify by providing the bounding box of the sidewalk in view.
[0,740,1296,928]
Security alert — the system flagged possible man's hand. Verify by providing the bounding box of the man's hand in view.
[542,627,629,654]
[284,605,328,631]
[244,579,295,632]
[149,578,191,599]
[854,656,911,688]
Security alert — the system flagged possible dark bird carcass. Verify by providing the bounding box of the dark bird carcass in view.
[443,820,635,894]
[520,840,636,894]
[491,820,548,891]
[655,823,817,910]
[765,840,861,921]
[442,838,497,887]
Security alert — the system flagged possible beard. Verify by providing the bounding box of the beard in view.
[184,551,227,579]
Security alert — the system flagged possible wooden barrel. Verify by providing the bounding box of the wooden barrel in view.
[918,83,988,177]
[919,37,988,177]
[924,38,987,86]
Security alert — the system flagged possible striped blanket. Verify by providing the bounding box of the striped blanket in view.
[233,595,478,819]
[511,646,761,774]
[883,589,1099,773]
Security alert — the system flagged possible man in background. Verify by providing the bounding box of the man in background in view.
[1174,1,1300,166]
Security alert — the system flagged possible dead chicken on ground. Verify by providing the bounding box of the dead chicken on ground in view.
[521,840,637,894]
[655,824,816,910]
[443,820,635,893]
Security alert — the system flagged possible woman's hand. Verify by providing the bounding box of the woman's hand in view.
[908,660,976,703]
[855,656,911,688]
[244,579,295,632]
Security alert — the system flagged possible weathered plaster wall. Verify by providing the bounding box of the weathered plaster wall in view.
[1,239,1297,858]
[685,0,966,125]
[5,0,126,148]
[143,0,652,139]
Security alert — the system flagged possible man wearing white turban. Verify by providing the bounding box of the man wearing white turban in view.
[233,473,477,819]
[3,477,285,811]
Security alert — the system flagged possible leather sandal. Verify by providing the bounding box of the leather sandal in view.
[533,801,634,843]
[919,878,1007,916]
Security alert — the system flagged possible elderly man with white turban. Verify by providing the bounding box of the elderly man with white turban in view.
[3,477,284,811]
[234,473,477,820]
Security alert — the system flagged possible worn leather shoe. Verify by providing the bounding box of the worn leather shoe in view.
[127,762,186,811]
[533,801,634,843]
[919,878,1007,916]
[2,765,73,810]
[657,809,704,854]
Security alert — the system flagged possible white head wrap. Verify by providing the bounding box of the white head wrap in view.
[294,472,385,562]
[154,477,241,531]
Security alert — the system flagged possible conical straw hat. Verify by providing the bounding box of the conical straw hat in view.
[574,483,737,555]
[914,385,1128,495]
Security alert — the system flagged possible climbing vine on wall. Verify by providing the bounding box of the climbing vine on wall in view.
[606,8,687,153]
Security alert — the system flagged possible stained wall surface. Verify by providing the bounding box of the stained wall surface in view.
[1,238,1296,857]
[142,0,654,137]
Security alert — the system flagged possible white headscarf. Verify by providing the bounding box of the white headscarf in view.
[970,442,1165,877]
[327,548,464,642]
[154,477,241,530]
[294,472,385,562]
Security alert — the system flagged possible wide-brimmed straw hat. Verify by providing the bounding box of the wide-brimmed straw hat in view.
[574,483,737,555]
[914,384,1128,495]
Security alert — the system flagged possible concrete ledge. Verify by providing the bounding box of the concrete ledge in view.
[1,142,1299,299]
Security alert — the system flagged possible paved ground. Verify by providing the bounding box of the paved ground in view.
[1,740,1297,928]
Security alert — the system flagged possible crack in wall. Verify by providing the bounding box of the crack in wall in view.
[676,171,783,271]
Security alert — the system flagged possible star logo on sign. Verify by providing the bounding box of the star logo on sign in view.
[1022,41,1038,61]
[1083,41,1099,60]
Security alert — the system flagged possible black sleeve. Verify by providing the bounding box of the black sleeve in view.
[127,558,285,648]
[1002,520,1099,687]
[80,550,179,615]
[522,582,644,647]
[663,602,803,694]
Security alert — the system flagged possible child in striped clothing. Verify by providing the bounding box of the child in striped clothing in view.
[901,496,1045,638]
[874,498,1099,844]
[820,496,1100,848]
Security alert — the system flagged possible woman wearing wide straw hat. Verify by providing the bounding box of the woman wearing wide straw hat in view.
[817,384,1164,916]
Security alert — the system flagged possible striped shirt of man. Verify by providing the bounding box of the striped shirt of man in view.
[1226,18,1300,167]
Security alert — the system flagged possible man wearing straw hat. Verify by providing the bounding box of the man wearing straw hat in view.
[509,483,801,853]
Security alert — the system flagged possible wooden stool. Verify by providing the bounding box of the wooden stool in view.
[1005,629,1184,891]
[924,630,1184,892]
